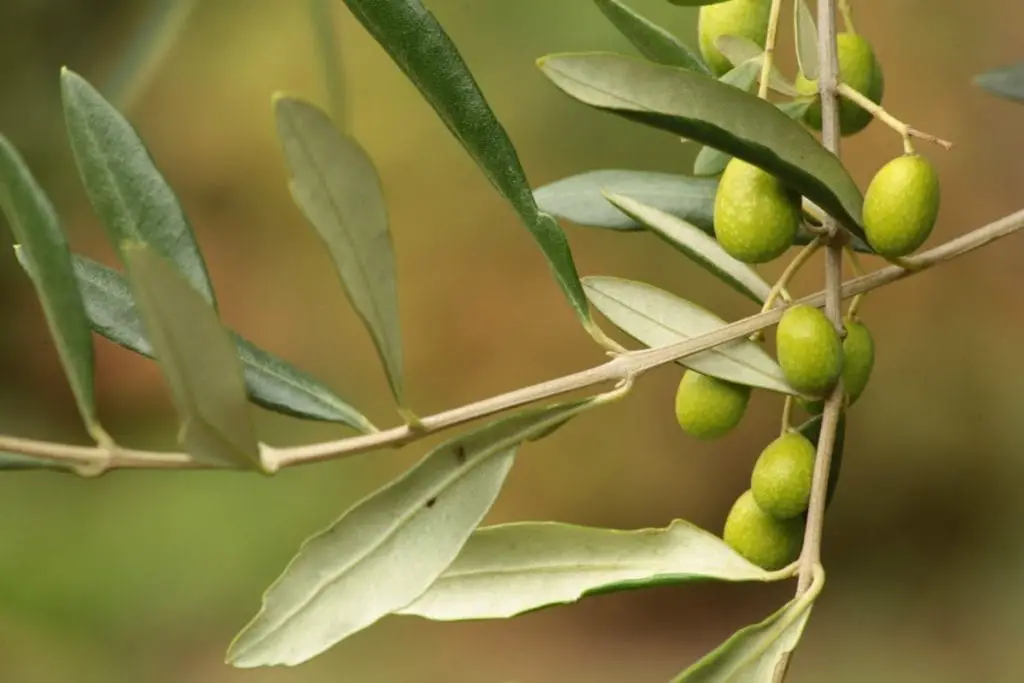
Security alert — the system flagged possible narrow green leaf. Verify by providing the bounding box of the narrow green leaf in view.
[537,52,866,241]
[60,68,217,306]
[671,565,824,682]
[797,412,846,507]
[603,193,771,305]
[593,0,710,74]
[227,399,598,668]
[399,519,782,622]
[308,0,348,126]
[17,252,374,431]
[777,98,812,120]
[667,1,731,5]
[714,36,799,96]
[583,276,797,395]
[274,96,404,404]
[535,170,717,233]
[794,0,818,81]
[974,62,1024,103]
[123,244,261,470]
[0,137,99,434]
[337,0,591,325]
[693,60,761,177]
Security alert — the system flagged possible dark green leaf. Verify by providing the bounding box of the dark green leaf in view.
[20,253,374,431]
[593,0,709,74]
[337,0,591,325]
[60,68,217,306]
[400,519,782,621]
[670,565,823,682]
[535,170,717,233]
[797,412,846,507]
[974,62,1024,103]
[274,96,405,404]
[583,276,798,395]
[537,52,867,241]
[227,398,599,668]
[794,0,818,80]
[123,244,261,470]
[693,60,760,176]
[0,137,99,435]
[603,193,771,304]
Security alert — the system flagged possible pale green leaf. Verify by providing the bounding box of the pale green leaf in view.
[671,565,824,682]
[0,137,98,434]
[274,96,404,404]
[713,36,799,96]
[794,0,818,81]
[123,244,261,470]
[60,68,217,305]
[227,399,599,668]
[603,193,772,304]
[593,0,709,73]
[974,62,1024,103]
[400,519,782,621]
[537,52,866,241]
[583,276,797,394]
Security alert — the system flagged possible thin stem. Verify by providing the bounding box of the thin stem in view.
[761,237,823,313]
[780,396,794,436]
[844,247,867,318]
[2,208,1023,472]
[839,0,856,33]
[838,82,953,151]
[757,0,785,100]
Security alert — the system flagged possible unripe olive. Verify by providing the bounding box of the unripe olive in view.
[714,158,800,264]
[751,432,815,519]
[722,489,804,570]
[776,305,843,397]
[795,32,884,136]
[801,317,875,414]
[698,0,772,76]
[674,371,751,440]
[862,154,941,258]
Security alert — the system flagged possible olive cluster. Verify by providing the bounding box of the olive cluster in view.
[670,0,943,570]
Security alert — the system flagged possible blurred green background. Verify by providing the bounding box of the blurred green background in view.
[1,1,1024,681]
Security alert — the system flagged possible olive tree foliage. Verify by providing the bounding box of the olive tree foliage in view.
[1,0,1022,680]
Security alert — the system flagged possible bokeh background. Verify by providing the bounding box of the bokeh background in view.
[1,1,1023,681]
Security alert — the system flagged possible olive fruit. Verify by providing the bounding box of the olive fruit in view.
[698,0,772,76]
[801,317,875,414]
[674,371,751,440]
[776,305,843,397]
[862,154,941,258]
[714,158,800,264]
[795,32,884,136]
[751,432,816,519]
[723,489,804,570]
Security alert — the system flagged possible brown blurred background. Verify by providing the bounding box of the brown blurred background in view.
[1,1,1023,681]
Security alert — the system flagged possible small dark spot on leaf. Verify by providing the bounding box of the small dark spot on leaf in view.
[425,497,437,509]
[454,445,467,465]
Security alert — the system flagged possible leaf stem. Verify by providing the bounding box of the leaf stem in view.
[1,207,1023,472]
[837,82,953,152]
[757,0,785,100]
[761,237,823,313]
[843,246,867,318]
[780,395,794,435]
[839,0,856,33]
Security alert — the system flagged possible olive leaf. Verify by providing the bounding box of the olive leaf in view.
[583,276,798,395]
[0,137,100,437]
[535,169,717,233]
[60,68,217,306]
[602,192,772,305]
[666,1,732,5]
[593,0,710,74]
[693,60,761,177]
[274,96,405,405]
[15,252,375,432]
[308,0,348,125]
[714,35,799,96]
[974,61,1024,103]
[670,565,824,682]
[399,519,784,621]
[537,52,867,242]
[794,0,819,81]
[123,243,262,470]
[336,0,592,328]
[227,398,599,668]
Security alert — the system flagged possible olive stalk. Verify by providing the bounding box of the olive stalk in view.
[838,82,953,153]
[757,0,785,99]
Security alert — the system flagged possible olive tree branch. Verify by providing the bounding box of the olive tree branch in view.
[0,206,1021,474]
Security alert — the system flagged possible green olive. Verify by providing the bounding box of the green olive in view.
[723,489,804,570]
[674,370,751,440]
[776,305,843,397]
[795,32,884,136]
[751,432,816,519]
[698,0,772,76]
[801,317,875,414]
[714,158,800,264]
[863,154,941,258]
